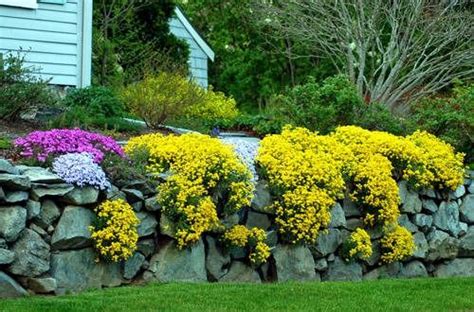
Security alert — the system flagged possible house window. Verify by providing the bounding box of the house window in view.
[0,0,38,9]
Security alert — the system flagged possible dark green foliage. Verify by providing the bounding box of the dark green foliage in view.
[411,82,474,162]
[93,0,189,87]
[0,137,12,150]
[62,86,125,118]
[0,53,57,121]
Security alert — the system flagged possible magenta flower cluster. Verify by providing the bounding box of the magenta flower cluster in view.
[14,129,125,163]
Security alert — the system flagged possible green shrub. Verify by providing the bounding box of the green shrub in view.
[411,82,474,162]
[122,72,204,129]
[0,52,57,121]
[62,86,125,117]
[0,137,12,150]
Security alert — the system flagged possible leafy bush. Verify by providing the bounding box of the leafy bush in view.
[411,82,474,162]
[222,225,271,266]
[342,228,373,261]
[0,137,12,150]
[0,52,57,121]
[257,125,464,262]
[121,73,204,128]
[52,153,111,190]
[184,87,239,122]
[90,199,139,262]
[62,86,125,117]
[14,129,125,164]
[124,133,254,249]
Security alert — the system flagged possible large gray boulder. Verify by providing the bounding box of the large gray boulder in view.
[35,199,60,229]
[433,201,462,237]
[8,229,50,277]
[364,262,402,280]
[273,244,317,282]
[21,167,62,183]
[401,190,422,214]
[0,272,28,298]
[145,240,207,282]
[426,230,459,261]
[4,191,28,204]
[26,277,57,294]
[246,211,271,230]
[0,206,27,242]
[435,259,474,277]
[460,195,474,223]
[324,257,362,281]
[137,212,158,237]
[63,187,100,205]
[51,206,95,250]
[50,248,122,294]
[31,183,74,199]
[313,229,342,257]
[450,185,466,199]
[0,174,30,190]
[205,236,231,281]
[0,159,19,175]
[220,261,261,283]
[123,252,146,280]
[251,180,273,214]
[413,232,429,259]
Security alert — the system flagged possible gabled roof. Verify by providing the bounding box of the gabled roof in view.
[174,6,215,62]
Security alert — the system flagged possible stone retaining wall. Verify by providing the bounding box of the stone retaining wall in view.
[0,159,473,297]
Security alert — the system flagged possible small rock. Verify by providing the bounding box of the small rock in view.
[435,259,474,277]
[220,261,261,283]
[205,236,231,281]
[398,214,418,233]
[329,203,346,228]
[363,262,401,280]
[35,200,60,229]
[251,180,273,214]
[0,271,28,298]
[364,241,381,266]
[460,195,474,223]
[0,248,15,265]
[324,257,362,281]
[343,198,361,217]
[313,229,342,257]
[22,167,62,183]
[246,211,271,230]
[273,244,317,282]
[401,191,422,214]
[222,213,240,228]
[459,226,474,257]
[8,229,50,277]
[4,191,28,203]
[144,197,161,212]
[123,188,144,203]
[137,239,156,257]
[159,214,176,238]
[31,183,74,199]
[398,181,408,204]
[314,258,328,272]
[0,159,19,175]
[422,199,438,214]
[450,185,466,200]
[26,200,41,220]
[131,201,143,212]
[426,229,459,261]
[345,218,364,231]
[399,261,428,278]
[0,206,27,242]
[0,187,4,200]
[420,188,436,198]
[51,206,95,250]
[105,186,126,201]
[0,174,31,190]
[146,240,207,282]
[29,223,48,237]
[433,201,462,237]
[26,277,57,294]
[137,212,158,237]
[0,238,6,249]
[265,230,278,248]
[123,252,146,280]
[413,232,429,259]
[63,187,100,205]
[468,182,474,194]
[412,214,433,230]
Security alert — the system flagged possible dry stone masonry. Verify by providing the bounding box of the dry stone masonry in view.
[0,159,473,297]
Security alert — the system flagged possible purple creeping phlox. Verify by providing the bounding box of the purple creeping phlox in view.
[52,152,111,191]
[14,128,125,163]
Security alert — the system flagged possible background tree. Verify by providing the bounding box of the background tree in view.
[93,0,189,87]
[253,0,474,110]
[177,0,336,111]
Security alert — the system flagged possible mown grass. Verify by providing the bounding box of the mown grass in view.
[2,277,474,312]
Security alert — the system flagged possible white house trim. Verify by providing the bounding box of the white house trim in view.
[174,7,215,62]
[0,0,37,9]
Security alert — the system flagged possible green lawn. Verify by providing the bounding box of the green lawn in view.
[2,278,474,312]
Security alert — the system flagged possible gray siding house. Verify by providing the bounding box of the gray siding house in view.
[0,0,93,88]
[0,2,214,88]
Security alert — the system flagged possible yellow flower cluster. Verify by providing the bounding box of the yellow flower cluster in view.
[222,225,271,265]
[184,87,239,121]
[125,133,254,249]
[257,125,464,262]
[346,228,373,261]
[89,199,139,262]
[380,225,416,263]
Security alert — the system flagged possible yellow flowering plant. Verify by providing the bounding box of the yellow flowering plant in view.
[222,225,271,266]
[342,228,373,261]
[89,199,139,262]
[125,133,254,249]
[380,225,416,263]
